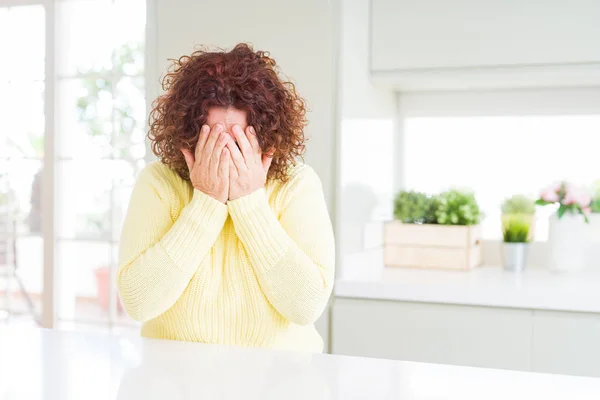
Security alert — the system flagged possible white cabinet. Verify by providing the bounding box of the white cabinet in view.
[369,0,600,90]
[332,298,600,377]
[332,298,531,371]
[532,310,600,377]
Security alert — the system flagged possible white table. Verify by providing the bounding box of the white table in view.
[1,327,600,399]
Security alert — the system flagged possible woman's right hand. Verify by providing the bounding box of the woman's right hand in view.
[181,124,231,204]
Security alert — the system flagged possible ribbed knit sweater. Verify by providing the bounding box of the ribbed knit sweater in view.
[117,161,335,352]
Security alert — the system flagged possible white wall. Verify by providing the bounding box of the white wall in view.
[371,0,600,71]
[149,0,339,209]
[339,0,394,120]
[337,0,395,261]
[368,0,600,90]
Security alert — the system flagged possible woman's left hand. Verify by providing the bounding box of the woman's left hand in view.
[227,125,273,201]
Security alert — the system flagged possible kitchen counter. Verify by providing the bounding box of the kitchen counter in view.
[1,327,600,399]
[336,250,600,313]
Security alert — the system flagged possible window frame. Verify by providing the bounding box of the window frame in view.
[394,88,600,267]
[0,0,155,329]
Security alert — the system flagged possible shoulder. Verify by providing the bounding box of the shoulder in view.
[269,163,325,205]
[139,161,180,182]
[275,163,322,189]
[136,161,190,198]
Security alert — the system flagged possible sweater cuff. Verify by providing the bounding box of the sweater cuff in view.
[227,189,290,274]
[161,189,228,272]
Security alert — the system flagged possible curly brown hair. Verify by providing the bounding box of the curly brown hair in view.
[148,43,308,182]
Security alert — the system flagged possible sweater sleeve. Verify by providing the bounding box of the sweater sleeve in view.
[117,165,228,322]
[227,166,335,326]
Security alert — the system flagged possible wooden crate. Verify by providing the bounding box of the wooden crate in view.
[384,222,482,270]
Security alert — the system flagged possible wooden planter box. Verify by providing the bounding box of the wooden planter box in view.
[384,222,483,270]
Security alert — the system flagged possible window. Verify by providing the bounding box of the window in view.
[337,89,600,275]
[1,0,147,331]
[0,4,45,320]
[403,115,600,240]
[55,0,146,328]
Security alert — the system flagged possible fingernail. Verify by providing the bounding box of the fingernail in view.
[250,127,256,135]
[215,124,223,131]
[202,125,209,133]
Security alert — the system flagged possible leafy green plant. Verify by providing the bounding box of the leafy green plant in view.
[501,195,535,215]
[432,189,481,225]
[591,180,600,213]
[502,216,531,243]
[393,191,433,223]
[592,199,600,214]
[424,195,439,224]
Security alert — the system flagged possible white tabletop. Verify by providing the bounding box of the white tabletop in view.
[1,327,600,399]
[335,250,600,313]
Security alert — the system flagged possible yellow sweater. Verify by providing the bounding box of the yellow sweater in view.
[117,161,335,352]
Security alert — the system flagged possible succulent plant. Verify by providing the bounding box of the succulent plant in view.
[432,189,481,226]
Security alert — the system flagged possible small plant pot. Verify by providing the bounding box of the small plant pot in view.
[502,243,529,272]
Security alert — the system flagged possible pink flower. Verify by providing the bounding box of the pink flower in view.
[540,182,561,203]
[563,184,591,208]
[583,206,592,217]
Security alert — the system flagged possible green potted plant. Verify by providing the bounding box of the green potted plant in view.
[501,215,531,272]
[393,191,435,223]
[501,194,535,241]
[590,180,600,214]
[432,189,482,226]
[386,189,483,270]
[588,180,600,246]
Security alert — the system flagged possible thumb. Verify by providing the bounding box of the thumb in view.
[181,148,195,172]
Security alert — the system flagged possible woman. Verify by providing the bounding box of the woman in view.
[117,43,335,352]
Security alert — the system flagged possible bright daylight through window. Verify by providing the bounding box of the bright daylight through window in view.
[404,115,600,240]
[0,0,146,331]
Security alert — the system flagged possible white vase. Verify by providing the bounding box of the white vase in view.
[587,213,600,242]
[547,213,587,272]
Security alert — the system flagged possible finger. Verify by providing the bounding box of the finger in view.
[181,148,195,172]
[246,126,262,165]
[232,125,254,163]
[262,153,273,173]
[203,124,223,158]
[210,133,229,176]
[226,140,247,172]
[246,126,261,153]
[219,148,230,179]
[229,154,238,180]
[213,132,231,156]
[195,125,210,160]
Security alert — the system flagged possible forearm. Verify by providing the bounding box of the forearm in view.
[117,190,227,322]
[228,189,335,325]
